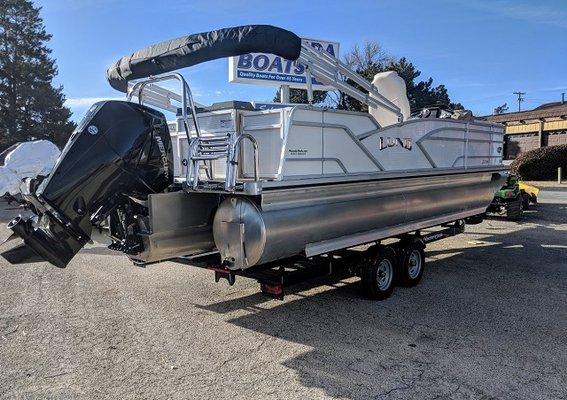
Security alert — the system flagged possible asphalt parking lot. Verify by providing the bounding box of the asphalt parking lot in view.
[0,190,566,400]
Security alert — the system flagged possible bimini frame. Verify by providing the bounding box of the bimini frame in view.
[298,43,403,122]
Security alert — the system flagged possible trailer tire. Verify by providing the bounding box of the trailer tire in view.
[399,240,425,287]
[361,246,396,300]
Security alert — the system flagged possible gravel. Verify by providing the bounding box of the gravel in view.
[0,191,565,400]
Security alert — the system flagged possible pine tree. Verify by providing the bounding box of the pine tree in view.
[0,0,75,151]
[339,56,464,113]
[387,57,463,111]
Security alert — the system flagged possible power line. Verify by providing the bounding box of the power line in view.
[513,91,525,112]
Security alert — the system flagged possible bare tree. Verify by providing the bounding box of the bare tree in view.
[343,41,394,71]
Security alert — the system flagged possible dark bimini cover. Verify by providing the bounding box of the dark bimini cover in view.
[106,25,302,92]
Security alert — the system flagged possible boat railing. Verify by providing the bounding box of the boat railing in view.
[297,43,403,122]
[127,72,202,138]
[185,132,261,195]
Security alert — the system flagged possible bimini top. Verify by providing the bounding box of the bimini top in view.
[106,25,301,92]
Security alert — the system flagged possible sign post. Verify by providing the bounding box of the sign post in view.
[280,85,290,103]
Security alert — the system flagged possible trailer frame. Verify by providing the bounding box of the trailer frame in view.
[171,219,467,300]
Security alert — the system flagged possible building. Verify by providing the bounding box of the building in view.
[485,102,567,160]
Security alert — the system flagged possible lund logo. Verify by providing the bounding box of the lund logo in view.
[379,137,412,151]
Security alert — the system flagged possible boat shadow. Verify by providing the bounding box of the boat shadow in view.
[196,221,567,399]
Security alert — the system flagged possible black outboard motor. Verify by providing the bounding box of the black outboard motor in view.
[2,101,173,267]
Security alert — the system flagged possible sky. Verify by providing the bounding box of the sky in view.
[34,0,567,121]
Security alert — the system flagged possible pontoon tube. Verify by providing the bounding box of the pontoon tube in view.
[213,171,505,270]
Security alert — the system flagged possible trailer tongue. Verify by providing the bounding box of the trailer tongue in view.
[2,25,506,299]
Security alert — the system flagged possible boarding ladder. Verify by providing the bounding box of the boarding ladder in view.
[185,132,260,194]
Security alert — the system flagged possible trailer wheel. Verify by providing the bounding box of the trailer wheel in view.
[361,247,396,300]
[399,240,425,287]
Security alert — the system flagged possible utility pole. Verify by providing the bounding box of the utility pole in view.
[562,92,565,105]
[513,91,525,112]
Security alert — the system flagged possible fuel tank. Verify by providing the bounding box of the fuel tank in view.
[213,170,505,270]
[2,100,173,268]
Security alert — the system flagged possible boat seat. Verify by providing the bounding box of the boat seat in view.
[368,71,411,127]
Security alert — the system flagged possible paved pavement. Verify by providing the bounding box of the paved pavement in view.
[0,191,566,399]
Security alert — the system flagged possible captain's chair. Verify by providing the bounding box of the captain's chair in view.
[368,71,411,127]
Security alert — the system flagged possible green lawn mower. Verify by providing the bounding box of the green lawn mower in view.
[486,175,539,220]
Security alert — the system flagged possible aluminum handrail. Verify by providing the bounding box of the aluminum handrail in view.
[226,134,259,192]
[298,44,404,122]
[127,72,202,138]
[127,84,180,113]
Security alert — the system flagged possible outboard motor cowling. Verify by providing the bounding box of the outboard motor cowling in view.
[2,100,173,267]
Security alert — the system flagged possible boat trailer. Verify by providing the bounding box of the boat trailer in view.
[172,220,466,300]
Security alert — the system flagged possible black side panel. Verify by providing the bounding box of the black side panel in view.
[106,25,302,92]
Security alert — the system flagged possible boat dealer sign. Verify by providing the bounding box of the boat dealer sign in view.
[228,38,339,90]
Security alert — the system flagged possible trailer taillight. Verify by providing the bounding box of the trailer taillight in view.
[260,283,284,300]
